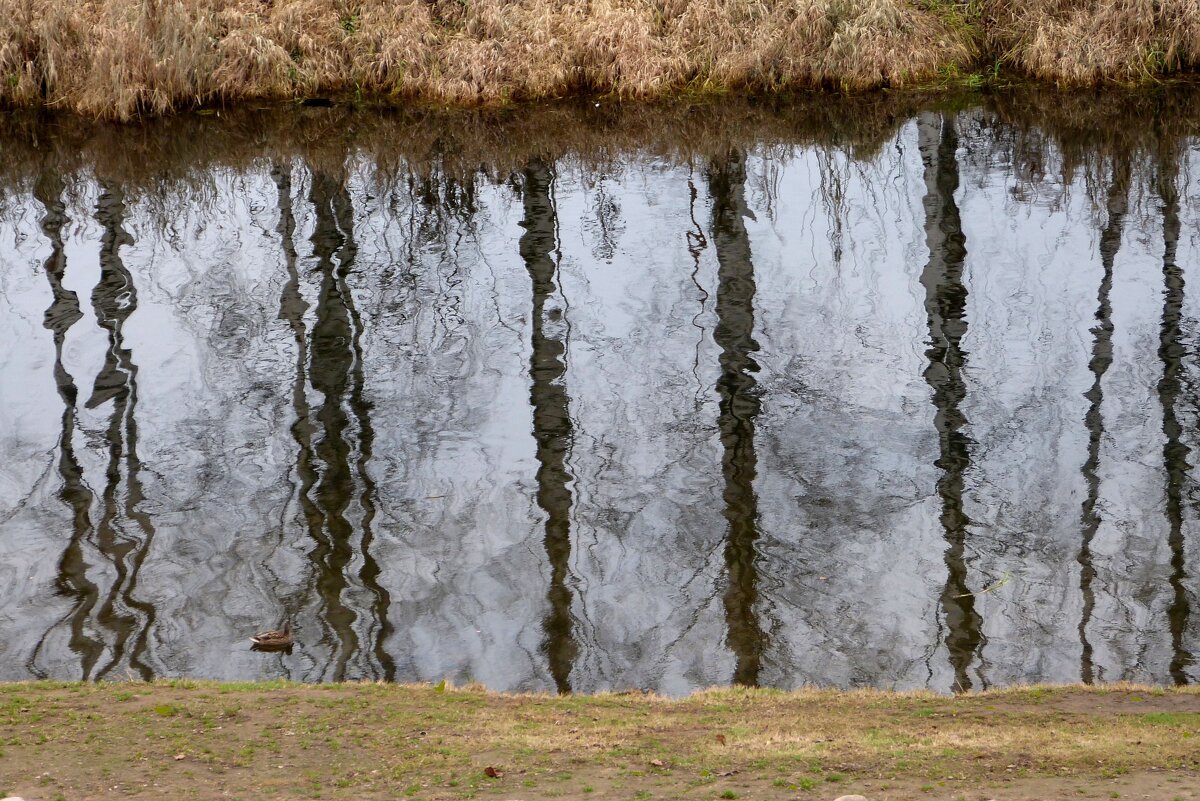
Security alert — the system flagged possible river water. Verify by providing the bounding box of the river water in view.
[1,90,1198,693]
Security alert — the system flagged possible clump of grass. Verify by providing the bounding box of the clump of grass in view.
[0,0,974,120]
[984,0,1200,83]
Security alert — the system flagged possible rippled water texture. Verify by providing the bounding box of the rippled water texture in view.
[2,91,1200,692]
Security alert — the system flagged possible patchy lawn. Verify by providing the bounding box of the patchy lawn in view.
[1,681,1199,800]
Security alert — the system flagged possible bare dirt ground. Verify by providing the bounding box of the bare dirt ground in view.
[1,681,1198,801]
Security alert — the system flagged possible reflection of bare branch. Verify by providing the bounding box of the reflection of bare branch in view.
[746,150,784,223]
[708,148,765,687]
[88,181,158,681]
[815,147,849,266]
[686,173,710,404]
[1154,155,1194,685]
[581,173,624,263]
[1077,154,1130,685]
[29,172,104,679]
[273,163,398,682]
[274,162,322,680]
[521,158,578,694]
[918,113,985,693]
[337,173,397,683]
[300,167,395,682]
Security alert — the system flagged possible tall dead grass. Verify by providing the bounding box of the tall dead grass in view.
[0,0,972,119]
[985,0,1200,83]
[0,0,1197,120]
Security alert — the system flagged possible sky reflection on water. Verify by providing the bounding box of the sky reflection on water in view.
[1,93,1199,692]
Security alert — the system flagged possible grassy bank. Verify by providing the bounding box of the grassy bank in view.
[0,0,1197,120]
[1,682,1199,800]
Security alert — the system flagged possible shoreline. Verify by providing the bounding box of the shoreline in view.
[1,0,1199,120]
[0,86,1196,185]
[2,680,1199,799]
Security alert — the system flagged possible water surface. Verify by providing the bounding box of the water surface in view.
[2,91,1200,692]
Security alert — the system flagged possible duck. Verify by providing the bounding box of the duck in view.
[250,621,293,649]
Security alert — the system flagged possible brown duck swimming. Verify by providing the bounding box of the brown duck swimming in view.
[250,621,293,649]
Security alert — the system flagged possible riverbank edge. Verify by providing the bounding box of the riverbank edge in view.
[2,680,1200,800]
[0,69,1193,123]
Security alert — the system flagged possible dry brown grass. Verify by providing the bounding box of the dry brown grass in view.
[0,0,975,119]
[3,0,1200,120]
[4,0,1200,120]
[985,0,1200,84]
